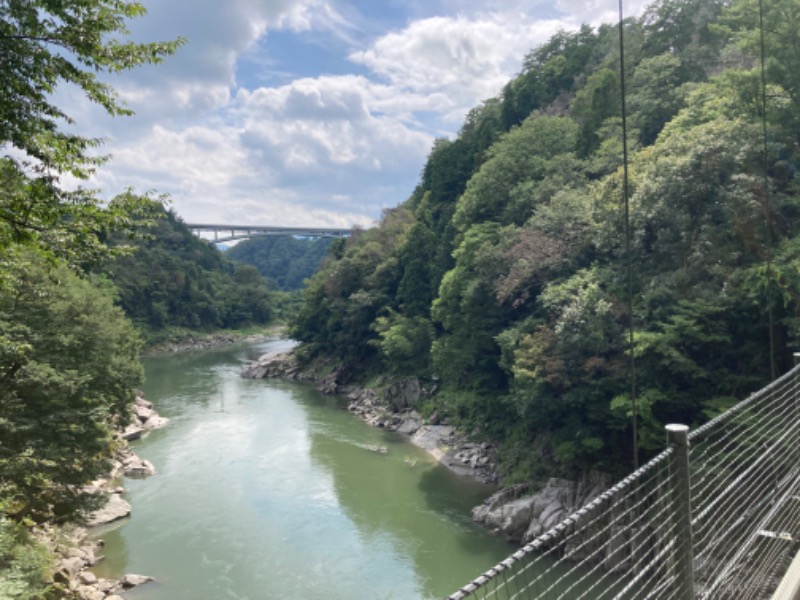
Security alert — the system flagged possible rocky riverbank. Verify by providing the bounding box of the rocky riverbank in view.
[42,394,168,599]
[242,349,613,545]
[471,472,612,543]
[145,329,280,354]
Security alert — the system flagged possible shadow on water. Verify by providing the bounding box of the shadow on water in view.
[415,467,510,556]
[304,400,514,598]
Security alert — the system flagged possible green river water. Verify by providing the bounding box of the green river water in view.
[92,339,515,599]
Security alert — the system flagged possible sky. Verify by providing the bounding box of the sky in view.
[68,0,649,229]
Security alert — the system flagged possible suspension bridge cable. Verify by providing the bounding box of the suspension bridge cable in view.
[758,0,776,380]
[617,0,638,470]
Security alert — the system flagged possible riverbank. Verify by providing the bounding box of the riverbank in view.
[242,348,612,545]
[41,394,168,599]
[143,326,285,355]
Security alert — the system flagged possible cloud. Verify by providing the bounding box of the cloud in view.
[352,16,520,119]
[89,72,433,229]
[112,0,350,123]
[61,0,652,228]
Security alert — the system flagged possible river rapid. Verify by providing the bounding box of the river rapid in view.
[93,339,514,599]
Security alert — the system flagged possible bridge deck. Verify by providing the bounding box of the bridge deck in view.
[185,223,353,243]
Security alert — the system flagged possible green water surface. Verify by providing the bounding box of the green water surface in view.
[93,340,514,599]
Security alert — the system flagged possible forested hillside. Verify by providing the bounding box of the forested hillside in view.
[102,206,274,340]
[226,236,332,291]
[1,2,182,594]
[292,0,800,481]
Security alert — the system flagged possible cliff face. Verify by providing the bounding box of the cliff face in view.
[471,472,612,543]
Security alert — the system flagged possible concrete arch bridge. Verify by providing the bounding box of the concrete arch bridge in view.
[186,223,352,244]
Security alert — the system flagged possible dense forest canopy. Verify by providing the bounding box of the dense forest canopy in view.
[101,206,274,340]
[1,4,183,592]
[1,0,184,513]
[292,0,800,481]
[226,236,332,291]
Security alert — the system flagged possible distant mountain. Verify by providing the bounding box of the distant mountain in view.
[226,235,332,291]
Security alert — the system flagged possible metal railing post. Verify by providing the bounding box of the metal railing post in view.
[667,424,695,600]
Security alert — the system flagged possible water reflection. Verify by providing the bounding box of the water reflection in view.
[303,387,513,598]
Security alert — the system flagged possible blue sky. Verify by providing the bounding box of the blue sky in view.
[69,0,648,229]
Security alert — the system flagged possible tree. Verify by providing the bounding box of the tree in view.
[226,236,332,291]
[0,1,183,264]
[571,67,620,157]
[0,250,143,522]
[0,0,181,534]
[628,54,691,146]
[0,0,182,174]
[452,115,578,230]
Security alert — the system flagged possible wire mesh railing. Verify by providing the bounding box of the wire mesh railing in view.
[448,361,800,600]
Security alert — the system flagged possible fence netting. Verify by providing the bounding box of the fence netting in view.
[448,364,800,600]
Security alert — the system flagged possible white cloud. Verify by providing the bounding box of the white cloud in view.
[89,72,433,228]
[58,0,653,228]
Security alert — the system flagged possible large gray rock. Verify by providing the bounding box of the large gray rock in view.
[241,351,299,379]
[134,395,153,410]
[473,485,529,518]
[76,585,105,600]
[142,415,169,430]
[383,377,421,411]
[485,496,538,540]
[78,571,98,585]
[122,456,155,478]
[396,412,422,435]
[121,423,143,441]
[54,557,85,583]
[134,404,155,422]
[86,493,131,527]
[121,573,154,588]
[474,475,611,543]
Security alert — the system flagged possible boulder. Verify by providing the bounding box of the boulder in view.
[396,412,422,435]
[86,493,131,527]
[318,371,339,394]
[134,404,155,422]
[123,457,155,478]
[474,474,612,544]
[487,496,538,541]
[142,415,169,430]
[134,395,153,410]
[121,424,143,441]
[78,571,97,585]
[411,425,454,461]
[383,377,421,411]
[76,585,105,600]
[121,573,154,588]
[54,557,85,583]
[241,351,299,379]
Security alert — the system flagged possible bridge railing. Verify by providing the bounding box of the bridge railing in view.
[185,223,352,243]
[448,360,800,600]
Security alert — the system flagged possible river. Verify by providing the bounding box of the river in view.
[92,339,514,599]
